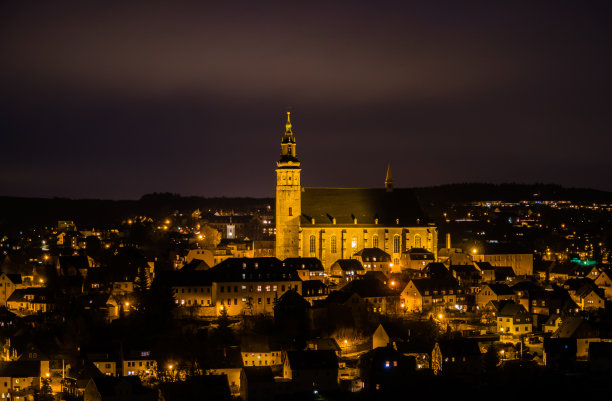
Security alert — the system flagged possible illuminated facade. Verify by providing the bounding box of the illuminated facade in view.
[275,112,438,270]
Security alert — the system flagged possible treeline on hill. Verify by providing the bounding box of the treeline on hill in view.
[1,184,611,232]
[0,193,273,232]
[413,183,612,204]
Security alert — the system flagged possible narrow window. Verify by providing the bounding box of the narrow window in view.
[393,235,400,253]
[331,236,337,254]
[288,207,293,216]
[373,235,379,249]
[414,235,422,248]
[310,235,316,253]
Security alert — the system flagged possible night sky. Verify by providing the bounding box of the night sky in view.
[2,1,612,199]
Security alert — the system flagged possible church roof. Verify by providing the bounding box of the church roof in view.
[300,187,429,226]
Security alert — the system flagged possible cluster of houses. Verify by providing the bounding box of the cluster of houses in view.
[2,218,612,400]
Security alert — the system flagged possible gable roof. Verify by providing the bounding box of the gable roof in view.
[158,376,230,401]
[423,263,452,279]
[450,265,479,274]
[340,277,396,298]
[211,257,300,282]
[498,302,529,318]
[484,283,515,296]
[301,280,328,296]
[553,316,598,339]
[7,288,52,304]
[286,350,338,370]
[331,259,364,272]
[4,273,22,285]
[181,258,210,272]
[282,257,324,271]
[408,277,460,294]
[300,187,430,226]
[243,366,274,383]
[354,248,391,262]
[0,361,41,377]
[438,338,481,357]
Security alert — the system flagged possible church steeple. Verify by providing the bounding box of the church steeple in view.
[276,111,301,260]
[280,111,298,161]
[385,164,393,192]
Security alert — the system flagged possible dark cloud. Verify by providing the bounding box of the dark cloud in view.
[1,1,611,198]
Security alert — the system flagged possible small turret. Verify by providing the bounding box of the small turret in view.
[385,164,393,192]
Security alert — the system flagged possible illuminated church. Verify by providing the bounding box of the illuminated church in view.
[275,112,438,270]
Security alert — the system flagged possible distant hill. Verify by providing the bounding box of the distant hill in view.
[1,184,610,232]
[0,193,273,232]
[412,183,612,204]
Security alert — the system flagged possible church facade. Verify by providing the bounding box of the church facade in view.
[275,112,438,270]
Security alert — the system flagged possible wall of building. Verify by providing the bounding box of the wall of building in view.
[299,226,437,270]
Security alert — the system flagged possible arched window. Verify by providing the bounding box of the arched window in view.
[309,235,316,254]
[393,235,400,253]
[373,235,379,249]
[352,237,358,250]
[331,236,337,254]
[414,235,422,248]
[288,207,292,216]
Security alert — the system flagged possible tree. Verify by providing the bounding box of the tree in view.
[483,343,500,375]
[209,308,236,346]
[35,378,54,401]
[134,266,150,307]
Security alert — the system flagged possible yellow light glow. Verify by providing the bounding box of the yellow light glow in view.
[438,314,443,319]
[389,263,394,267]
[391,281,395,286]
[125,302,130,307]
[344,340,348,344]
[401,303,405,308]
[46,373,50,377]
[472,249,477,254]
[168,365,173,370]
[39,279,44,283]
[198,235,203,239]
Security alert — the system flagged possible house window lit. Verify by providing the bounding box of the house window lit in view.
[352,237,357,249]
[331,236,337,254]
[414,235,422,248]
[310,236,316,253]
[393,235,400,253]
[373,235,379,249]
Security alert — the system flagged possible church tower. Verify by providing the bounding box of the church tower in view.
[275,112,301,260]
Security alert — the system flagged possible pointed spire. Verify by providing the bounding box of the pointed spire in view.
[285,111,292,135]
[385,164,393,192]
